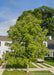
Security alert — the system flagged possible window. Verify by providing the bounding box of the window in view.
[45,54,49,57]
[0,42,1,46]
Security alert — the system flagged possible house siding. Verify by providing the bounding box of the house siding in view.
[0,41,12,58]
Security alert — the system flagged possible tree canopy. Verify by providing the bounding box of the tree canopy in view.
[7,14,49,73]
[17,6,54,36]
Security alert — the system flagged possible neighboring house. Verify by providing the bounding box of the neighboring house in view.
[43,36,54,57]
[47,37,54,57]
[0,36,54,58]
[0,36,12,58]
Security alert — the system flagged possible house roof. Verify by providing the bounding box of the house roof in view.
[47,38,54,49]
[0,36,8,41]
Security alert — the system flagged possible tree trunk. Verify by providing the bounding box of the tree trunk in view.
[27,62,29,74]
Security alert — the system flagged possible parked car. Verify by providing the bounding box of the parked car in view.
[37,59,44,63]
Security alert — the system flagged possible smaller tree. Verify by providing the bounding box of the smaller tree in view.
[7,14,49,73]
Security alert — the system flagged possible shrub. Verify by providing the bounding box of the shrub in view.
[44,57,54,60]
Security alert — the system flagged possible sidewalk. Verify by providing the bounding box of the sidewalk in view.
[0,62,54,75]
[0,61,7,75]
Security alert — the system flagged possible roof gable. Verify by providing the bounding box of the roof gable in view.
[0,36,8,41]
[48,39,54,49]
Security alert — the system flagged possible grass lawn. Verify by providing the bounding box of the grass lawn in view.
[3,71,26,75]
[29,62,37,68]
[0,61,2,66]
[3,71,53,75]
[41,63,51,68]
[45,59,54,66]
[33,58,54,67]
[35,63,43,68]
[31,71,53,75]
[0,60,3,66]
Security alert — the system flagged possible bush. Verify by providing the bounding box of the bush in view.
[44,57,54,60]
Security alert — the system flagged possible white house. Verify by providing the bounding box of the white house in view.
[0,36,12,58]
[0,36,54,58]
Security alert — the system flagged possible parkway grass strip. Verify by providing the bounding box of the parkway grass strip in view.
[41,63,51,68]
[35,63,43,68]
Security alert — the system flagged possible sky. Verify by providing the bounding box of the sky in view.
[0,0,54,36]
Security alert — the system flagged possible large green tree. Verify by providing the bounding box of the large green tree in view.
[7,14,49,73]
[17,6,54,36]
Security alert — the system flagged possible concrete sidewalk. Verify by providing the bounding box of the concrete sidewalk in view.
[0,62,54,75]
[0,61,7,75]
[5,67,54,74]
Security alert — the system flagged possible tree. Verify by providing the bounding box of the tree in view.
[7,14,49,73]
[17,6,54,36]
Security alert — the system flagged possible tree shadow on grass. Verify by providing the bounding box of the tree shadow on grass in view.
[6,63,27,68]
